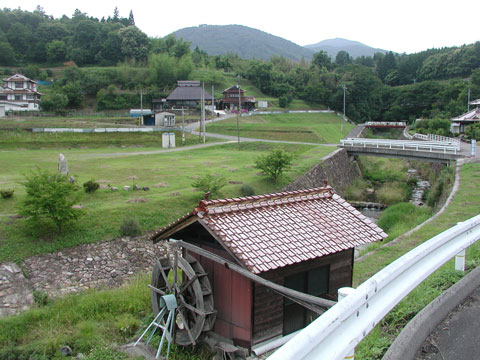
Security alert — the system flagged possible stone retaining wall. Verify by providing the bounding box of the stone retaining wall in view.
[0,238,166,316]
[283,148,361,195]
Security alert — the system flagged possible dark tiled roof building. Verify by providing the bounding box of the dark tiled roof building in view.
[166,80,214,108]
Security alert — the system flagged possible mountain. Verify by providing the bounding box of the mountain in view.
[305,38,388,59]
[173,25,315,61]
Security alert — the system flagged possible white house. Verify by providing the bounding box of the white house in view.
[0,74,43,111]
[450,98,480,134]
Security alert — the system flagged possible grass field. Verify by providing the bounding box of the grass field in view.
[0,140,333,263]
[206,113,353,143]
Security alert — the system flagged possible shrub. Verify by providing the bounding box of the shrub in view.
[119,217,142,237]
[0,189,14,199]
[344,179,369,201]
[83,180,100,193]
[239,184,255,197]
[19,169,82,233]
[191,174,227,197]
[254,148,294,183]
[33,291,49,307]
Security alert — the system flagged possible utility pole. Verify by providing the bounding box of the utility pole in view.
[181,107,185,146]
[468,87,471,112]
[342,84,347,132]
[212,85,215,120]
[140,89,143,126]
[202,82,206,144]
[236,77,241,147]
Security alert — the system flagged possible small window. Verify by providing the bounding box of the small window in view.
[15,95,23,101]
[0,95,7,100]
[14,82,24,89]
[283,265,330,335]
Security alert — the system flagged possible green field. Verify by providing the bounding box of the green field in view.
[0,141,333,263]
[206,113,353,143]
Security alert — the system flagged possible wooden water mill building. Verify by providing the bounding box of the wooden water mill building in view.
[150,186,386,352]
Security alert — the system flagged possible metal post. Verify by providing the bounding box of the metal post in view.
[455,249,466,272]
[468,87,471,112]
[212,85,215,120]
[338,287,355,360]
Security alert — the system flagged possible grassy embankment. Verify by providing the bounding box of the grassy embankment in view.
[354,162,480,359]
[206,112,353,143]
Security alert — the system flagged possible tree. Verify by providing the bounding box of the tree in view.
[191,174,227,197]
[118,26,149,62]
[254,149,294,183]
[128,10,135,26]
[20,169,82,233]
[40,92,69,114]
[312,50,332,69]
[335,51,352,66]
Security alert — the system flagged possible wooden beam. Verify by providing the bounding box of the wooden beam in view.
[169,239,336,310]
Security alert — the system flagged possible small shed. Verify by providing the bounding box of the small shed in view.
[151,186,386,350]
[155,111,176,127]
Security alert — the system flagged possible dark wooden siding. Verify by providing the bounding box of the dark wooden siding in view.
[252,249,353,344]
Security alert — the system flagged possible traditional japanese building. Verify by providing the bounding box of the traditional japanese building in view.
[0,74,43,111]
[218,85,256,112]
[151,186,386,350]
[450,99,480,134]
[166,81,214,108]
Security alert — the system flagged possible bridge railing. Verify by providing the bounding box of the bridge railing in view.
[340,138,459,154]
[413,133,460,149]
[364,121,407,127]
[268,214,480,360]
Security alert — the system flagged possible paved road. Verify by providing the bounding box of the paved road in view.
[415,284,480,360]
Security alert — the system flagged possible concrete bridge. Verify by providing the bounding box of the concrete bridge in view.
[340,138,464,163]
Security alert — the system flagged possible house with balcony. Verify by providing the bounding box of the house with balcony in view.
[450,98,480,134]
[0,74,43,111]
[218,85,256,112]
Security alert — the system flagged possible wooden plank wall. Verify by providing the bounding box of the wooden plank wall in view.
[252,249,354,344]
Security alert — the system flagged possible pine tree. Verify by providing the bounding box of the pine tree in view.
[113,7,119,22]
[129,10,135,26]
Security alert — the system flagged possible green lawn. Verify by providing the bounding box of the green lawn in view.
[0,141,333,263]
[206,113,353,143]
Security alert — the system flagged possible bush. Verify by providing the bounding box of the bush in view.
[426,167,454,208]
[239,184,255,197]
[83,180,100,193]
[0,189,14,199]
[19,169,82,233]
[254,148,294,183]
[32,291,49,307]
[344,179,369,201]
[191,174,227,197]
[119,217,142,237]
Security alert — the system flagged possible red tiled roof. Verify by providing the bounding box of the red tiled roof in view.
[151,187,387,274]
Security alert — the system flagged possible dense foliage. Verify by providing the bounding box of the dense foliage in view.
[1,7,480,122]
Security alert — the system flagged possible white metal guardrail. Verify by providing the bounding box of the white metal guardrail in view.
[269,214,480,360]
[341,138,459,154]
[31,127,192,133]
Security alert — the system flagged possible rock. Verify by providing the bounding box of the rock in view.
[142,186,150,191]
[123,186,131,191]
[111,187,119,191]
[60,345,72,356]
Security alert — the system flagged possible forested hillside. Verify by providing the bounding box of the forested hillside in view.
[173,25,314,61]
[1,7,479,125]
[305,38,387,59]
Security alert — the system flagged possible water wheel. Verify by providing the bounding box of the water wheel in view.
[151,253,216,346]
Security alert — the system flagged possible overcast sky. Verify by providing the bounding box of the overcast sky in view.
[3,0,479,54]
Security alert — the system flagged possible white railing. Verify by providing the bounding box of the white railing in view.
[364,121,407,127]
[269,214,480,360]
[412,133,460,149]
[341,138,459,154]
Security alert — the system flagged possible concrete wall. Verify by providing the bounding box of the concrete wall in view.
[283,148,361,196]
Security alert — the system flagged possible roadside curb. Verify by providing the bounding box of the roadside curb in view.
[382,264,480,360]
